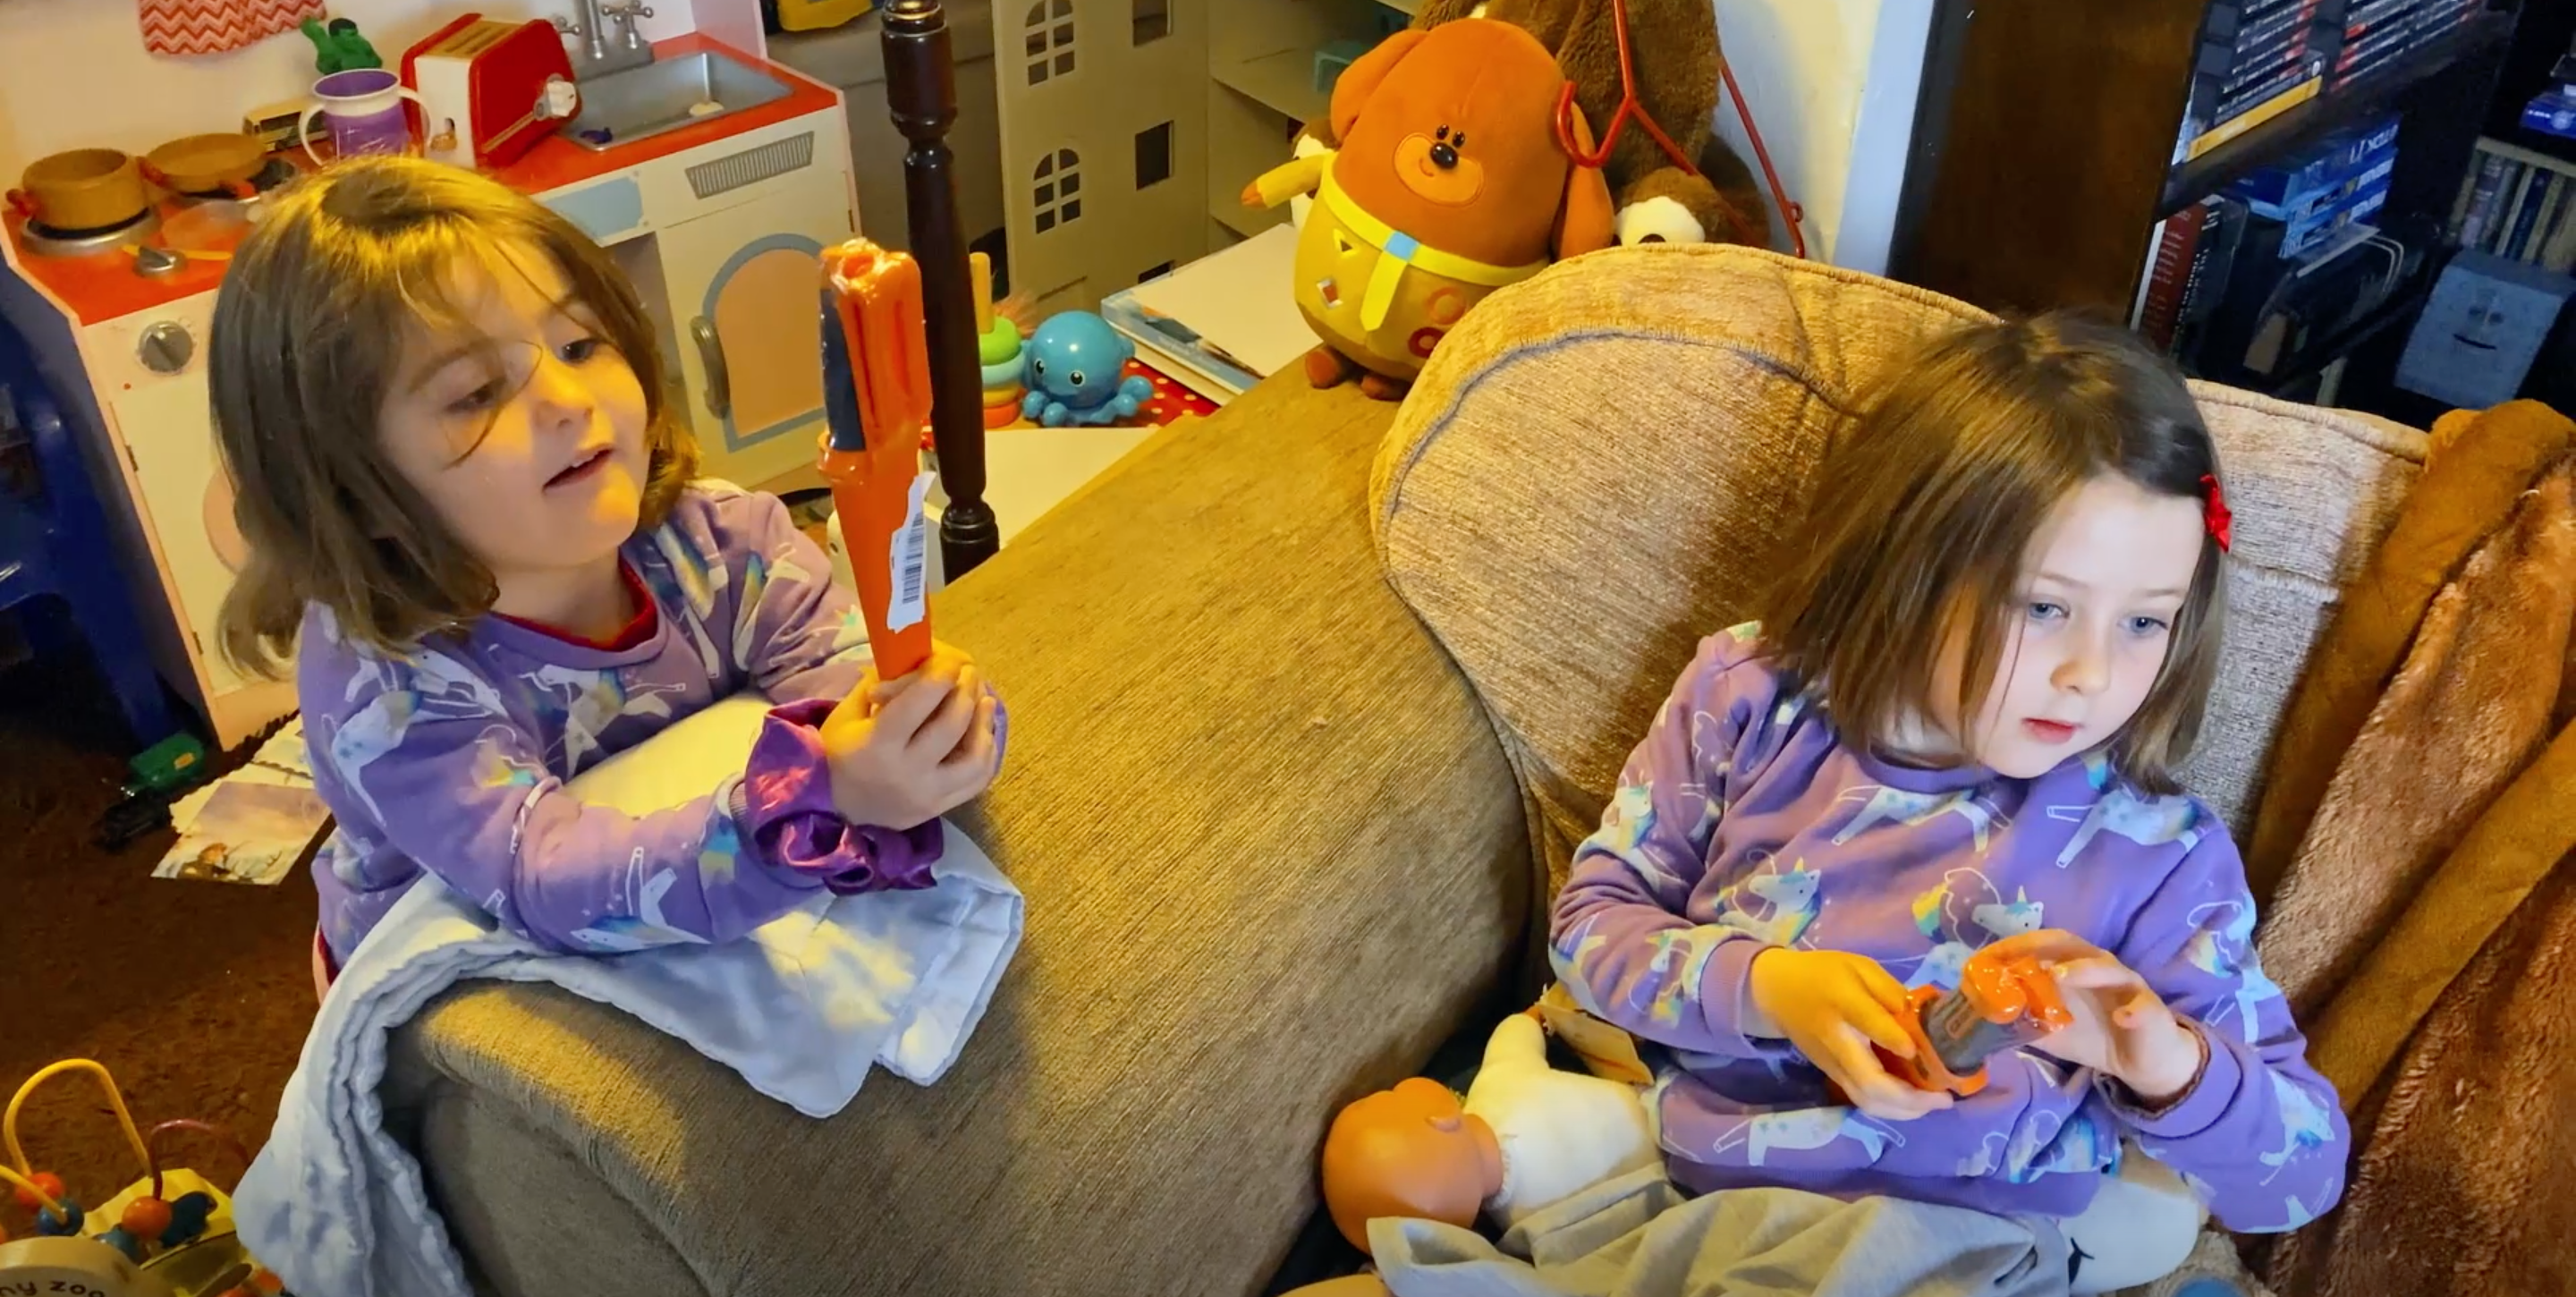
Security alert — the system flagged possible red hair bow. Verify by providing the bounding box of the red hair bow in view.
[2202,475,2233,553]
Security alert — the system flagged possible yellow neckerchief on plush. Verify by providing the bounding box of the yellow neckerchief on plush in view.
[1317,159,1549,333]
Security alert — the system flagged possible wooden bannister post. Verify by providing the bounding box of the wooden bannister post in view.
[882,0,1000,578]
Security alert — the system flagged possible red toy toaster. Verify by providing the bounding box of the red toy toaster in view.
[402,15,580,170]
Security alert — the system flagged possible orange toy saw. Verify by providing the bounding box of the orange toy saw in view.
[818,239,936,681]
[1878,948,2074,1098]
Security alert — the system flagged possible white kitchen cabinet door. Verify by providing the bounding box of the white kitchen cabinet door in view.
[655,168,855,493]
[107,369,247,699]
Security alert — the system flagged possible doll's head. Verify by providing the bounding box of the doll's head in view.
[1318,1077,1504,1250]
[1756,312,2228,792]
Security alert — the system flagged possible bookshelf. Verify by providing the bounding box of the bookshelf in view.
[2453,136,2576,264]
[1204,0,1404,246]
[2163,15,2515,216]
[1889,0,2524,320]
[2481,0,2576,164]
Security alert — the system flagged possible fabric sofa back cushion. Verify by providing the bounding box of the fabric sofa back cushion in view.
[1372,244,2424,899]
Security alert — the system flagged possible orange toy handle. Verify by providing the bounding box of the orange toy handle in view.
[819,239,936,682]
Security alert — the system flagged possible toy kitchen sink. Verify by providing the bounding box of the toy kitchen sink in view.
[554,0,792,149]
[569,49,794,149]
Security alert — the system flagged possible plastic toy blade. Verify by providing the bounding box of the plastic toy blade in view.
[818,239,936,681]
[825,242,934,456]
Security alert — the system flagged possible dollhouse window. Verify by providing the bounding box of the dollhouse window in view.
[1135,122,1173,189]
[1033,148,1083,233]
[1020,0,1072,85]
[1132,0,1169,45]
[1025,0,1076,84]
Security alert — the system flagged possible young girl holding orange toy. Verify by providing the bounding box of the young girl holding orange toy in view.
[205,156,1003,979]
[1552,313,2344,1291]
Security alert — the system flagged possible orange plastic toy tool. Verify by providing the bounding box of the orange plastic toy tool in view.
[1879,949,2074,1098]
[818,239,936,681]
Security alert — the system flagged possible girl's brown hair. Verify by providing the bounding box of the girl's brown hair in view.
[1755,311,2226,794]
[211,154,697,676]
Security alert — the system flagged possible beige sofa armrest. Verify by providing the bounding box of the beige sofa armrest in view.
[382,375,1532,1296]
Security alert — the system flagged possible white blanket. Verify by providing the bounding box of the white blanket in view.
[234,695,1022,1297]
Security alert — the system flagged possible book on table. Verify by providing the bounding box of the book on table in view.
[1098,223,1313,403]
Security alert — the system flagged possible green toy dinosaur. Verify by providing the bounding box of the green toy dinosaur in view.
[301,16,383,75]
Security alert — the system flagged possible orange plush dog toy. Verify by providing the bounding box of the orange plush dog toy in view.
[1243,20,1614,399]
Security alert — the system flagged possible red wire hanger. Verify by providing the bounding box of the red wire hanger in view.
[1552,0,1808,258]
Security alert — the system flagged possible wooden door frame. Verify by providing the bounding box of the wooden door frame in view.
[1886,0,2207,316]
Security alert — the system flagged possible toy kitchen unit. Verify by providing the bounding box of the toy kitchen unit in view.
[0,0,864,750]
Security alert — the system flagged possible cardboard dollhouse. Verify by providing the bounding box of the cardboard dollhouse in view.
[993,0,1405,316]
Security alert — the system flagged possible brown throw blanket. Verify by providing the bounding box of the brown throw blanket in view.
[2240,400,2576,1297]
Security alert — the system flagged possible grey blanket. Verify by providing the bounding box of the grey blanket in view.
[1368,1167,2072,1297]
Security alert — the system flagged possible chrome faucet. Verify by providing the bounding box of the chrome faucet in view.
[555,0,657,78]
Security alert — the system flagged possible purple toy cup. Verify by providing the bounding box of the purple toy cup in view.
[301,69,427,165]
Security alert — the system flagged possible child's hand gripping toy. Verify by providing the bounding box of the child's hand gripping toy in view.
[819,239,937,682]
[1880,948,2074,1097]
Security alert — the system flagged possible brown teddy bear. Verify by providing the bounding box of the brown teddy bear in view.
[1305,0,1770,249]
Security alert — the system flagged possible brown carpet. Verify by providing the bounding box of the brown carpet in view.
[0,657,310,1225]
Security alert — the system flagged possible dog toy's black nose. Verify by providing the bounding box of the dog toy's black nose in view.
[1429,141,1460,170]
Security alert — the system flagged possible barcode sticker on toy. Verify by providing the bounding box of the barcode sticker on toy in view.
[889,470,933,631]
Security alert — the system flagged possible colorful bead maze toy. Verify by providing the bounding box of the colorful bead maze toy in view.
[0,1060,276,1296]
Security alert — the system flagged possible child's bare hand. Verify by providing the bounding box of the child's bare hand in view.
[1749,947,1954,1123]
[822,641,1000,829]
[1983,929,2205,1106]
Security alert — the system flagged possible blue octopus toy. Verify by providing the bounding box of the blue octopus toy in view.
[1021,311,1157,427]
